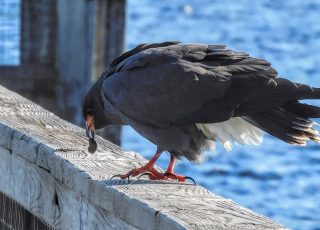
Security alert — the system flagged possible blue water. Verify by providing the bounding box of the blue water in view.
[124,1,320,229]
[0,0,20,65]
[1,0,320,229]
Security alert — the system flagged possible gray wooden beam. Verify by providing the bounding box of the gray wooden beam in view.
[0,85,288,229]
[91,0,126,145]
[55,0,95,125]
[0,0,58,114]
[20,0,57,65]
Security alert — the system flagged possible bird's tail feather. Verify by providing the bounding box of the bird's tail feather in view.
[279,79,320,102]
[264,79,320,102]
[233,79,320,117]
[282,102,320,118]
[245,102,320,145]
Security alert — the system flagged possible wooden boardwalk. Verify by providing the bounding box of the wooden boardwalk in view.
[0,84,288,229]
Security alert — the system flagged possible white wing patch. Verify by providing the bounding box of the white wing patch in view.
[196,117,264,151]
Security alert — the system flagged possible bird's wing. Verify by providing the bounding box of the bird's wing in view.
[106,41,180,76]
[102,43,278,128]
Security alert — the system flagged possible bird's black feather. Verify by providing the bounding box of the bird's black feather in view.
[102,42,281,127]
[84,41,320,160]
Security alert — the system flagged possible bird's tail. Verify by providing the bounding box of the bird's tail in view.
[277,78,320,100]
[245,101,320,145]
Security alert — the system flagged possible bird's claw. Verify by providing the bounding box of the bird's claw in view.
[138,172,152,180]
[110,169,196,185]
[109,174,122,180]
[164,173,196,185]
[137,172,197,185]
[164,172,178,180]
[109,174,130,183]
[184,176,197,185]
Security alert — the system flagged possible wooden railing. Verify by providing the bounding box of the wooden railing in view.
[0,85,288,229]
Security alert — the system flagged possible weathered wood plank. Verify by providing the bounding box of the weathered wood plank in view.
[0,85,288,229]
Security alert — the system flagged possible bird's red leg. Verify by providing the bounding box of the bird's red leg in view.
[148,155,195,184]
[148,155,182,181]
[114,148,164,179]
[166,155,177,174]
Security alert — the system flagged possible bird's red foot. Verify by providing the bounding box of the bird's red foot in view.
[110,165,163,181]
[110,148,165,181]
[139,172,196,185]
[109,149,196,185]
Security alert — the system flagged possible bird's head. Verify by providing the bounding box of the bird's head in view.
[83,79,111,139]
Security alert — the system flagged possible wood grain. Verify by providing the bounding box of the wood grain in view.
[0,85,288,230]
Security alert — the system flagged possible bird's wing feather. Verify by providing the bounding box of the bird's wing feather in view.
[106,41,180,76]
[102,43,279,127]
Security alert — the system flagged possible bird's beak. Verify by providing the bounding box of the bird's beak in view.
[86,115,95,139]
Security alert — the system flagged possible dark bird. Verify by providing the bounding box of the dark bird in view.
[83,41,320,182]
